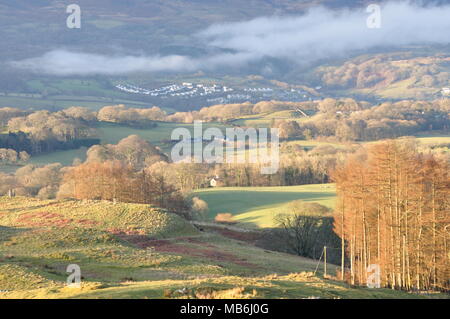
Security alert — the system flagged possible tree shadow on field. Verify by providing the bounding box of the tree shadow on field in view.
[202,190,336,217]
[0,225,30,242]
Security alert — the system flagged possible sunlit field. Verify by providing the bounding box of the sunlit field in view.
[195,184,336,227]
[1,196,441,299]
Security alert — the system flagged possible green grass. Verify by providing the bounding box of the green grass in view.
[413,133,450,145]
[232,110,309,128]
[0,197,320,298]
[194,184,336,228]
[361,133,450,149]
[1,196,442,299]
[6,105,449,174]
[284,139,348,150]
[0,197,196,238]
[98,122,226,146]
[87,19,127,29]
[6,274,431,299]
[29,147,89,167]
[0,95,154,111]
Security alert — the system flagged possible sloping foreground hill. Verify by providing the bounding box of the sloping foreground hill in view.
[0,197,444,299]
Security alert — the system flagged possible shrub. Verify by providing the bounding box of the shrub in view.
[191,197,209,220]
[215,213,236,224]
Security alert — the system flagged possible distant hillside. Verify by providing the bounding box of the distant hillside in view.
[1,0,450,107]
[316,51,450,99]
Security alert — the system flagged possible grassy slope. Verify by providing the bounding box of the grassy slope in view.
[195,184,336,228]
[0,196,439,299]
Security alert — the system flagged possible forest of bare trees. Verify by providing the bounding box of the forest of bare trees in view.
[332,140,449,291]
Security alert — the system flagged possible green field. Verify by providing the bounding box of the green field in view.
[0,196,439,299]
[0,78,174,112]
[28,147,89,167]
[413,133,450,145]
[194,184,336,228]
[27,122,228,167]
[232,111,310,128]
[97,122,227,146]
[0,95,157,111]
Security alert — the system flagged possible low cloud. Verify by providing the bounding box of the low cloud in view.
[12,50,198,75]
[12,1,450,75]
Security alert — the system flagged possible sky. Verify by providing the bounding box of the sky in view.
[11,1,450,75]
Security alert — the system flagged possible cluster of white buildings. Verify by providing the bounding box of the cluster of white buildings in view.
[207,97,227,104]
[115,82,234,98]
[243,87,273,92]
[226,94,252,101]
[115,82,313,104]
[115,83,185,96]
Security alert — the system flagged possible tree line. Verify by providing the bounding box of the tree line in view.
[2,134,447,201]
[58,160,192,219]
[1,108,98,155]
[273,98,449,141]
[2,96,448,156]
[0,148,29,164]
[332,140,449,291]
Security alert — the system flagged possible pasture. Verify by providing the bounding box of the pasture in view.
[0,196,435,299]
[0,94,153,111]
[413,133,450,145]
[232,110,309,128]
[194,184,336,228]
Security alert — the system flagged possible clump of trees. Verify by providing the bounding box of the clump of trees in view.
[0,172,16,195]
[3,109,99,155]
[273,98,449,141]
[0,135,176,205]
[54,135,190,215]
[61,106,97,122]
[14,163,63,198]
[191,197,209,220]
[86,135,168,170]
[0,107,27,127]
[0,148,29,164]
[258,200,340,264]
[97,104,166,127]
[7,110,96,142]
[332,140,449,291]
[58,160,191,218]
